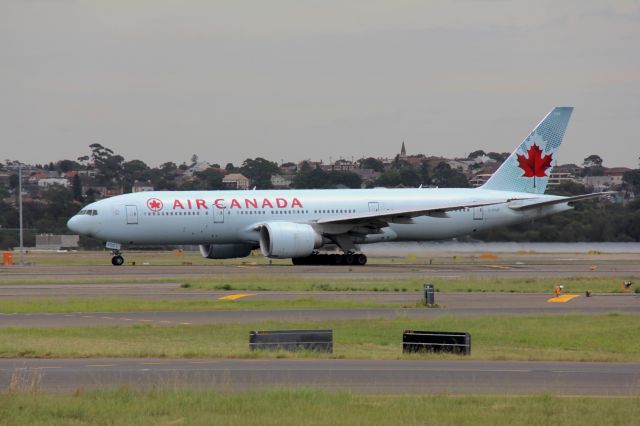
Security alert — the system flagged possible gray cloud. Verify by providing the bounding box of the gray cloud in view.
[1,0,639,167]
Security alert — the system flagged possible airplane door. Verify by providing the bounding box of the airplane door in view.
[473,207,484,220]
[213,207,225,223]
[368,202,380,212]
[125,205,139,224]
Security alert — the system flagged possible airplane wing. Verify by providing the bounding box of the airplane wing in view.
[507,192,614,211]
[315,198,519,227]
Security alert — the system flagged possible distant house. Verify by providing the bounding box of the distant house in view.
[548,171,577,187]
[270,174,293,189]
[132,181,154,192]
[223,173,250,190]
[37,178,69,188]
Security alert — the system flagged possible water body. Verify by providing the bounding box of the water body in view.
[365,241,640,254]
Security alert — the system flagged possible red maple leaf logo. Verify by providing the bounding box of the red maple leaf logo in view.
[147,198,163,211]
[516,143,552,188]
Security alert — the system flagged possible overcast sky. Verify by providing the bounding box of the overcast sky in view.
[1,0,639,168]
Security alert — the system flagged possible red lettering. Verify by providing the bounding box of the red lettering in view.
[230,199,242,209]
[214,199,226,209]
[291,197,303,208]
[276,198,287,208]
[245,198,257,209]
[173,200,185,209]
[196,199,207,209]
[261,198,273,208]
[187,199,193,209]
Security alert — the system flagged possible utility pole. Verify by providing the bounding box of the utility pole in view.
[18,163,24,266]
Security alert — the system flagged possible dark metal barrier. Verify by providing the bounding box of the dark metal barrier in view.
[249,329,333,353]
[403,330,471,355]
[423,284,435,306]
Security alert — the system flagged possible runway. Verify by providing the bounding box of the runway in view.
[1,255,639,396]
[1,288,638,326]
[2,260,640,281]
[2,358,639,395]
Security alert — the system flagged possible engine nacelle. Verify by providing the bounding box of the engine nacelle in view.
[259,222,323,259]
[199,243,253,259]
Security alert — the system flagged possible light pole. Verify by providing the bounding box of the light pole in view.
[18,163,24,266]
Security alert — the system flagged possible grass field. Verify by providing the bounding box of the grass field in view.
[1,314,638,361]
[1,273,637,294]
[0,297,405,314]
[179,274,640,294]
[1,388,639,426]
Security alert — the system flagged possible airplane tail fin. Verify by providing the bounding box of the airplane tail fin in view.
[481,107,573,194]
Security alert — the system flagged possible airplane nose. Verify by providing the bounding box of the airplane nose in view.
[67,216,81,234]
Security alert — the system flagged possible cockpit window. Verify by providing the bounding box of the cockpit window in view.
[78,209,98,216]
[79,210,86,215]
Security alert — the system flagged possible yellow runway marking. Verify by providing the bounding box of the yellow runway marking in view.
[218,293,256,301]
[138,319,153,322]
[179,322,192,325]
[547,294,580,303]
[101,317,114,320]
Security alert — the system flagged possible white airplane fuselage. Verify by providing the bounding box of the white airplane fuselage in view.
[67,187,569,246]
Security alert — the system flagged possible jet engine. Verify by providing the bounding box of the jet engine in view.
[259,222,323,259]
[199,243,253,259]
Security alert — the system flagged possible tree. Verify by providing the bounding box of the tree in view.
[149,162,179,190]
[72,174,83,201]
[487,152,510,162]
[623,169,640,195]
[88,143,124,186]
[292,169,362,189]
[358,157,385,172]
[55,159,81,173]
[292,169,332,189]
[241,157,279,189]
[431,162,469,188]
[193,167,225,190]
[468,150,486,159]
[582,154,605,176]
[121,159,150,192]
[373,169,401,187]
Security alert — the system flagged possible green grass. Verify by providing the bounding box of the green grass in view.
[2,274,636,294]
[1,314,639,361]
[179,274,640,294]
[0,388,638,426]
[0,297,403,314]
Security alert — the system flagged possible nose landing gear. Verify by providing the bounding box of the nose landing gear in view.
[111,250,124,266]
[106,242,125,266]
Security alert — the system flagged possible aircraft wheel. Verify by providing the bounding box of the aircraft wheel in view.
[111,255,124,266]
[344,254,355,265]
[356,254,367,265]
[331,254,343,265]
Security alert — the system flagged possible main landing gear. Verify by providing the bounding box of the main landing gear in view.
[292,252,367,266]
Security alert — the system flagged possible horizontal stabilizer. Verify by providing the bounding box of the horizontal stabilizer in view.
[508,192,614,211]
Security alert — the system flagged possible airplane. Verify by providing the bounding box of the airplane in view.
[67,107,611,266]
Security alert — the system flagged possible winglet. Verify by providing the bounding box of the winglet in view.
[481,107,573,194]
